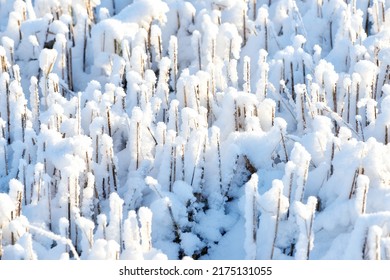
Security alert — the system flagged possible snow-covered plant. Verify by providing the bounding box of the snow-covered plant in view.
[3,0,390,261]
[294,196,317,260]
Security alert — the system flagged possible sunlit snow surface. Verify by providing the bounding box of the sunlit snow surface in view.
[0,0,390,260]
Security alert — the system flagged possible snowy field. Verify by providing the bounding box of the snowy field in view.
[0,0,390,260]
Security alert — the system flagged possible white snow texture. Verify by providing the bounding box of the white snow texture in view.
[0,0,390,260]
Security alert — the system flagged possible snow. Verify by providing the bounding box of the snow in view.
[243,173,258,260]
[0,193,15,225]
[2,0,390,261]
[138,206,152,252]
[39,49,58,76]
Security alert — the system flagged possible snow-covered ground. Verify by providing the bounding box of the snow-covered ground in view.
[1,0,390,260]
